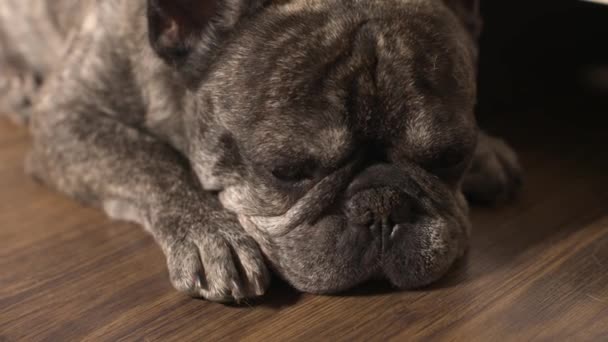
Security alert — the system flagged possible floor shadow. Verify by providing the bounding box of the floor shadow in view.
[333,279,397,297]
[216,275,304,309]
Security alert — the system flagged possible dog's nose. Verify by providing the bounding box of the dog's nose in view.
[344,186,413,231]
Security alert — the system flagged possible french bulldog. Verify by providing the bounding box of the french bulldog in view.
[0,0,521,302]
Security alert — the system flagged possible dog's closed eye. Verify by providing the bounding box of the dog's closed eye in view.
[271,159,318,183]
[422,147,472,180]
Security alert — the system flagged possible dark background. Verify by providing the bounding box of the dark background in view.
[478,0,608,117]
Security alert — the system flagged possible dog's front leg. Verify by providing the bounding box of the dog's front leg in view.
[26,108,270,302]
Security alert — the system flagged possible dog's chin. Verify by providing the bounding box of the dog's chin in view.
[237,210,470,294]
[381,216,469,289]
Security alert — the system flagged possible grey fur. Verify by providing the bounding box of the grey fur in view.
[0,0,521,301]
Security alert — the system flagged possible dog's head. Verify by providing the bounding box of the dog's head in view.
[148,0,479,293]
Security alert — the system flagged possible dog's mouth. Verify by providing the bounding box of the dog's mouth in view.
[219,163,471,293]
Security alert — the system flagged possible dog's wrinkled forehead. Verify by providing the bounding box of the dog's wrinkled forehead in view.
[203,0,477,164]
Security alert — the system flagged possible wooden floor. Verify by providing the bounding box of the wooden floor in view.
[1,90,608,341]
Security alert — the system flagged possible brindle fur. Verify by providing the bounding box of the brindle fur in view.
[0,0,521,302]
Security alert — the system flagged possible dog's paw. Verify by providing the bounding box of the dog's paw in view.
[463,132,523,204]
[165,226,270,303]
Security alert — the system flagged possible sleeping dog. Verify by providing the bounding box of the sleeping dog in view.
[0,0,521,302]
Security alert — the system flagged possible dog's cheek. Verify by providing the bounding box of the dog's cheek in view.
[189,131,247,191]
[384,217,466,289]
[236,215,274,253]
[264,219,380,294]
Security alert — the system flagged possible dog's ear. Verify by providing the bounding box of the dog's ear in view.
[147,0,262,67]
[442,0,482,38]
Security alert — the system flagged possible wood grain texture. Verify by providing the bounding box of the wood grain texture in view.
[2,92,608,341]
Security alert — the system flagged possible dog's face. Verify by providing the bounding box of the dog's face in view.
[151,0,478,292]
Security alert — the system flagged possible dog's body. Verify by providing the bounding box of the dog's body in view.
[0,0,521,302]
